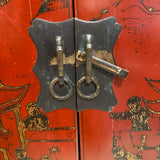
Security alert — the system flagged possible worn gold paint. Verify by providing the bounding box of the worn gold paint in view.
[40,155,52,160]
[0,82,30,107]
[143,99,160,114]
[24,126,75,131]
[94,50,114,64]
[0,0,9,7]
[49,146,59,153]
[13,105,27,148]
[50,53,75,65]
[112,136,143,160]
[26,139,76,142]
[0,148,8,160]
[76,50,114,66]
[148,7,153,12]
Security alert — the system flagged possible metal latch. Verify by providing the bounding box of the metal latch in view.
[76,51,128,79]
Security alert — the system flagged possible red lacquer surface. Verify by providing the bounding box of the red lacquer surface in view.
[75,0,160,159]
[1,0,160,159]
[0,0,78,160]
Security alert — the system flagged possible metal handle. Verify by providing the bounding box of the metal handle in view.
[77,35,100,100]
[49,36,73,101]
[76,51,129,79]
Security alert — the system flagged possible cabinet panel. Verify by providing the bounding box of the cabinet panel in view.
[75,0,160,159]
[0,1,78,160]
[1,0,160,160]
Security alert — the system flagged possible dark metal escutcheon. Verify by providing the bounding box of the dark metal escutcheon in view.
[29,17,124,112]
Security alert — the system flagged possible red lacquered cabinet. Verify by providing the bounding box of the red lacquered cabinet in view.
[0,0,160,160]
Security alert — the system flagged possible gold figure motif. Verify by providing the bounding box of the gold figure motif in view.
[110,96,151,131]
[23,102,76,143]
[23,103,49,130]
[15,148,32,160]
[112,136,142,160]
[0,81,76,159]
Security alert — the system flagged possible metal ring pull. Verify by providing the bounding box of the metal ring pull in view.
[50,36,73,101]
[77,76,100,100]
[77,34,100,100]
[50,77,73,101]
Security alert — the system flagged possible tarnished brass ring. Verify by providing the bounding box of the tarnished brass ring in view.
[50,77,73,101]
[77,76,100,100]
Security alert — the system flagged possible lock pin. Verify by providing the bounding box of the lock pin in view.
[56,36,64,85]
[86,34,93,84]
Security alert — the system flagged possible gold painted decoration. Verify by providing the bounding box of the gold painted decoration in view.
[0,0,9,7]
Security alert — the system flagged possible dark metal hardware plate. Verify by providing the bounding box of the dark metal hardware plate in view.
[29,17,123,112]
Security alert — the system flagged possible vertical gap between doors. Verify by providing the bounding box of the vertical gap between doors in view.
[72,0,81,159]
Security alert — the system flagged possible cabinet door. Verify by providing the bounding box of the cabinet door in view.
[75,0,160,160]
[0,1,78,160]
[1,1,160,160]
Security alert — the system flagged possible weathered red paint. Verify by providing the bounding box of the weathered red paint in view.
[76,0,160,159]
[1,0,160,160]
[0,0,78,160]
